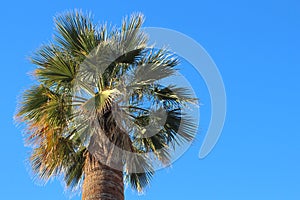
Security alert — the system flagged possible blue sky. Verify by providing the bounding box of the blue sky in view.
[1,0,300,199]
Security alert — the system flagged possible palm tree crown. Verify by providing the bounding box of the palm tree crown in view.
[16,10,197,196]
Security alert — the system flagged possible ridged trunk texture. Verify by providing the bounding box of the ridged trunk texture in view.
[82,154,124,200]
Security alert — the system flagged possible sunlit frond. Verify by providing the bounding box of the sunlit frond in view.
[32,45,77,87]
[54,10,98,58]
[17,85,50,123]
[30,132,76,182]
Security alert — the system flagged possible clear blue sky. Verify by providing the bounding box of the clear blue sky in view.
[1,0,300,199]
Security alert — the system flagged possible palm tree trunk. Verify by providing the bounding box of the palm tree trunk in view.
[82,153,124,200]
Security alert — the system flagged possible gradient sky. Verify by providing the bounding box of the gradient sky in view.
[1,0,300,199]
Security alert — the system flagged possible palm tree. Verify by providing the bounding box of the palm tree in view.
[16,10,197,200]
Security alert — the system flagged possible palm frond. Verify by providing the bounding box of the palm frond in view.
[125,171,153,193]
[30,133,77,183]
[131,49,179,85]
[34,47,77,87]
[154,84,198,105]
[17,85,50,122]
[88,13,148,88]
[54,10,98,58]
[129,107,196,163]
[64,148,86,188]
[119,13,147,51]
[124,151,154,192]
